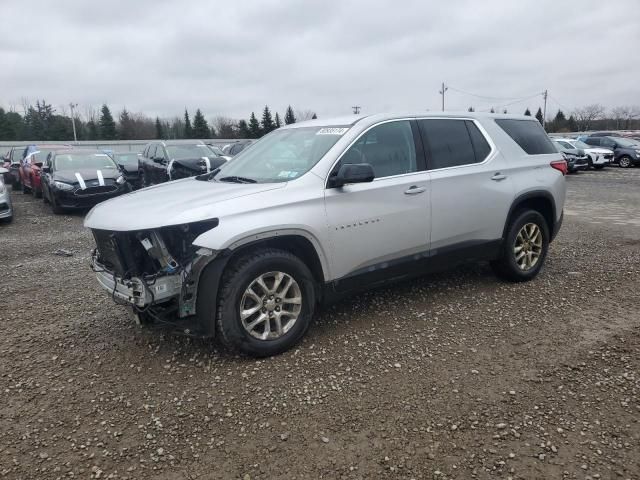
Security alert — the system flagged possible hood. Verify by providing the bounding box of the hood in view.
[562,148,584,156]
[54,168,121,184]
[84,177,284,231]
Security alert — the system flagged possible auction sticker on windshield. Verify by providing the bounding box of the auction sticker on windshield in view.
[316,127,349,135]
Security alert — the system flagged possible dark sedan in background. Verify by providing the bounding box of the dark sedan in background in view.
[583,136,640,168]
[112,152,142,189]
[41,150,130,213]
[139,141,227,186]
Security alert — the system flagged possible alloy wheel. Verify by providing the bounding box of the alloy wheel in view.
[514,223,543,271]
[239,271,302,340]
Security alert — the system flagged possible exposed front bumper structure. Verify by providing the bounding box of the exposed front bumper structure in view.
[91,255,183,307]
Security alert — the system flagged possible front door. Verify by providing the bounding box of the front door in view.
[324,120,431,290]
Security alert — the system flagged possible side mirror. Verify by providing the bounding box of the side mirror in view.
[329,163,375,188]
[42,166,51,173]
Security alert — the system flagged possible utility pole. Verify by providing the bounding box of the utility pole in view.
[352,106,361,114]
[439,82,448,111]
[69,102,78,143]
[542,90,548,129]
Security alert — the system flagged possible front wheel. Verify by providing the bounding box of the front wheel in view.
[618,156,632,168]
[212,249,316,357]
[491,210,550,282]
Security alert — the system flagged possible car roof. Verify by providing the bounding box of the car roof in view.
[53,149,106,155]
[280,111,540,129]
[150,140,210,146]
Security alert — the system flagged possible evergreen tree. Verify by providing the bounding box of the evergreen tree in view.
[238,119,251,138]
[23,100,54,140]
[490,107,495,113]
[274,112,282,129]
[155,117,164,139]
[3,111,24,140]
[535,107,544,125]
[184,109,193,139]
[524,108,532,116]
[86,120,99,140]
[311,113,317,119]
[468,106,474,112]
[118,108,135,140]
[192,109,209,138]
[567,115,577,131]
[554,110,566,124]
[503,109,508,114]
[284,105,296,125]
[99,104,117,139]
[248,112,261,138]
[261,105,275,134]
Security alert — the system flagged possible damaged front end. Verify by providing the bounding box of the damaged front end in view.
[90,219,219,335]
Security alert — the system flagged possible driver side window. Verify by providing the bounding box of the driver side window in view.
[338,121,417,178]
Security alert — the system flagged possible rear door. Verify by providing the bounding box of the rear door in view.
[418,118,513,254]
[324,120,431,289]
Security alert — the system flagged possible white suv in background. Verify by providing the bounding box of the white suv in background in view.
[554,138,613,169]
[85,112,567,357]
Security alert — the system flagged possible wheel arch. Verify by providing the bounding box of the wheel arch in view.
[503,191,557,241]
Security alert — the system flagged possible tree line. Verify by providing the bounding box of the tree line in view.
[1,99,638,142]
[467,104,640,132]
[0,101,318,141]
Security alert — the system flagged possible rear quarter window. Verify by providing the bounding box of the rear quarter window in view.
[495,119,556,155]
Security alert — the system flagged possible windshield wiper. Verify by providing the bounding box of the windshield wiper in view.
[217,175,257,184]
[195,168,221,181]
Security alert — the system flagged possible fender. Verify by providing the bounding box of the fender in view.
[193,222,332,282]
[503,189,557,240]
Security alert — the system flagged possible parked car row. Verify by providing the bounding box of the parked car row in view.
[549,132,640,172]
[0,140,232,217]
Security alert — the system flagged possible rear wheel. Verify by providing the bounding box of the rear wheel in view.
[211,249,316,357]
[491,209,549,282]
[21,178,30,194]
[619,156,632,168]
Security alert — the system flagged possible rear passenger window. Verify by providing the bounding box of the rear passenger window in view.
[584,138,600,146]
[466,121,491,162]
[495,119,556,155]
[419,119,479,169]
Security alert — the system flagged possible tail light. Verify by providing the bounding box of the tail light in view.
[550,159,568,176]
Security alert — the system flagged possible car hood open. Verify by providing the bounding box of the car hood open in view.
[84,177,284,231]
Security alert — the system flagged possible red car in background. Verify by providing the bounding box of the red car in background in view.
[19,145,71,197]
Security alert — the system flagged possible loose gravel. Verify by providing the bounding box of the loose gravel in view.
[0,168,639,479]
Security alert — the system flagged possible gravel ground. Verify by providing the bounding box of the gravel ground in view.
[0,168,639,480]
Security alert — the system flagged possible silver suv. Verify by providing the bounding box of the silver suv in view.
[85,112,567,357]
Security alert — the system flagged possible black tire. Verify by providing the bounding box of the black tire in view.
[212,248,316,357]
[618,156,632,168]
[491,209,550,282]
[587,157,593,169]
[50,194,64,214]
[34,187,42,199]
[22,180,30,194]
[594,165,604,170]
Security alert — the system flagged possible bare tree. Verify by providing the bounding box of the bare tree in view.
[295,109,316,122]
[610,106,628,130]
[572,104,605,131]
[211,116,238,139]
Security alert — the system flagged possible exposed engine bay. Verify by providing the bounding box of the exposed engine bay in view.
[90,219,219,331]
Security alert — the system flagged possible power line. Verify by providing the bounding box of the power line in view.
[447,85,542,102]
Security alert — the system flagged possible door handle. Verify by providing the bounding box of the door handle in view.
[404,185,426,195]
[491,173,507,181]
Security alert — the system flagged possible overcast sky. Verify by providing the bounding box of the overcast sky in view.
[2,0,639,121]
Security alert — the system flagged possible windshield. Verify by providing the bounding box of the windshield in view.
[166,144,215,159]
[54,153,118,171]
[114,153,140,165]
[572,140,590,149]
[214,126,348,183]
[11,148,24,162]
[27,149,55,163]
[208,145,225,156]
